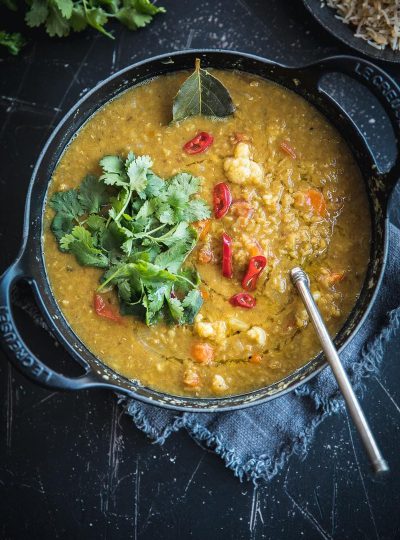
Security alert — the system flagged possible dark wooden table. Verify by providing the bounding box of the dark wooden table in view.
[1,1,399,538]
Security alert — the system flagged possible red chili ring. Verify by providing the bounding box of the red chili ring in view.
[183,132,214,154]
[242,255,267,291]
[229,293,256,309]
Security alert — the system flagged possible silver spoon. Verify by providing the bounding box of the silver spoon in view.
[290,267,389,474]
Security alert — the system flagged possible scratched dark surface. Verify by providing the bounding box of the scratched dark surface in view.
[1,1,400,539]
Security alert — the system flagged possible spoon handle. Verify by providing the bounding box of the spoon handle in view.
[290,267,389,474]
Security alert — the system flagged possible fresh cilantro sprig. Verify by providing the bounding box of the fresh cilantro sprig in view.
[49,152,211,326]
[0,0,164,52]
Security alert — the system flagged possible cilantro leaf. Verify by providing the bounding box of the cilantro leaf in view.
[100,155,127,187]
[60,226,108,267]
[0,31,26,55]
[54,0,73,18]
[127,155,152,194]
[165,295,184,323]
[25,0,49,27]
[50,189,83,220]
[144,172,164,198]
[45,4,71,37]
[78,174,109,214]
[182,289,203,324]
[154,237,196,273]
[50,189,84,242]
[86,214,106,232]
[168,173,200,198]
[185,199,211,222]
[84,7,114,39]
[51,213,75,244]
[69,5,87,31]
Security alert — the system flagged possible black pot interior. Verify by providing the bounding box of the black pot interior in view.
[21,50,388,411]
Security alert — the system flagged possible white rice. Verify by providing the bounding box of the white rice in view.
[325,0,400,51]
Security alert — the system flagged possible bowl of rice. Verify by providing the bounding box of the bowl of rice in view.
[303,0,400,64]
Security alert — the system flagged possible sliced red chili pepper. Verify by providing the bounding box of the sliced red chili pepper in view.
[93,293,121,323]
[229,293,256,309]
[222,232,233,278]
[183,132,214,155]
[241,255,267,291]
[213,182,232,219]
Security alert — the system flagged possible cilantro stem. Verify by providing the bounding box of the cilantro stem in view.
[97,265,126,292]
[113,187,132,223]
[133,222,168,241]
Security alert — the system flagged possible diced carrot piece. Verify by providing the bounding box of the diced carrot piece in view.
[249,353,262,364]
[193,219,211,241]
[200,288,210,300]
[249,239,264,258]
[183,369,200,388]
[306,189,327,216]
[328,271,345,284]
[197,247,214,264]
[191,342,214,364]
[279,141,297,159]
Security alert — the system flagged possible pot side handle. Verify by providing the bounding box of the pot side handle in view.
[304,55,400,194]
[0,260,98,391]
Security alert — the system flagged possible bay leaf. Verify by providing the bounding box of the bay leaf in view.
[173,58,235,122]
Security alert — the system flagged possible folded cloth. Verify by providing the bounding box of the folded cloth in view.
[121,187,400,482]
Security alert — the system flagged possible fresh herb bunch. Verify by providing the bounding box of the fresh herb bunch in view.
[50,153,211,326]
[0,0,164,52]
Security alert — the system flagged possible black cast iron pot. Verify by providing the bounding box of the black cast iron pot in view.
[0,50,399,412]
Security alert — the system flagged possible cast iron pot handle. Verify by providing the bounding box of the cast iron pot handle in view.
[0,258,97,391]
[304,55,400,190]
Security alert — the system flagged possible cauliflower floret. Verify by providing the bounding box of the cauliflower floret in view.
[247,326,267,347]
[223,142,263,185]
[228,318,250,332]
[194,320,227,344]
[212,374,228,392]
[213,321,228,343]
[195,322,215,339]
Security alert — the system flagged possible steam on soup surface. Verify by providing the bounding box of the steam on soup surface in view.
[44,69,370,397]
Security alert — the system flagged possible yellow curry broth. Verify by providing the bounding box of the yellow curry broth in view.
[44,70,370,397]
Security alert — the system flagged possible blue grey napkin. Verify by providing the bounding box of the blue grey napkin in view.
[121,186,400,482]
